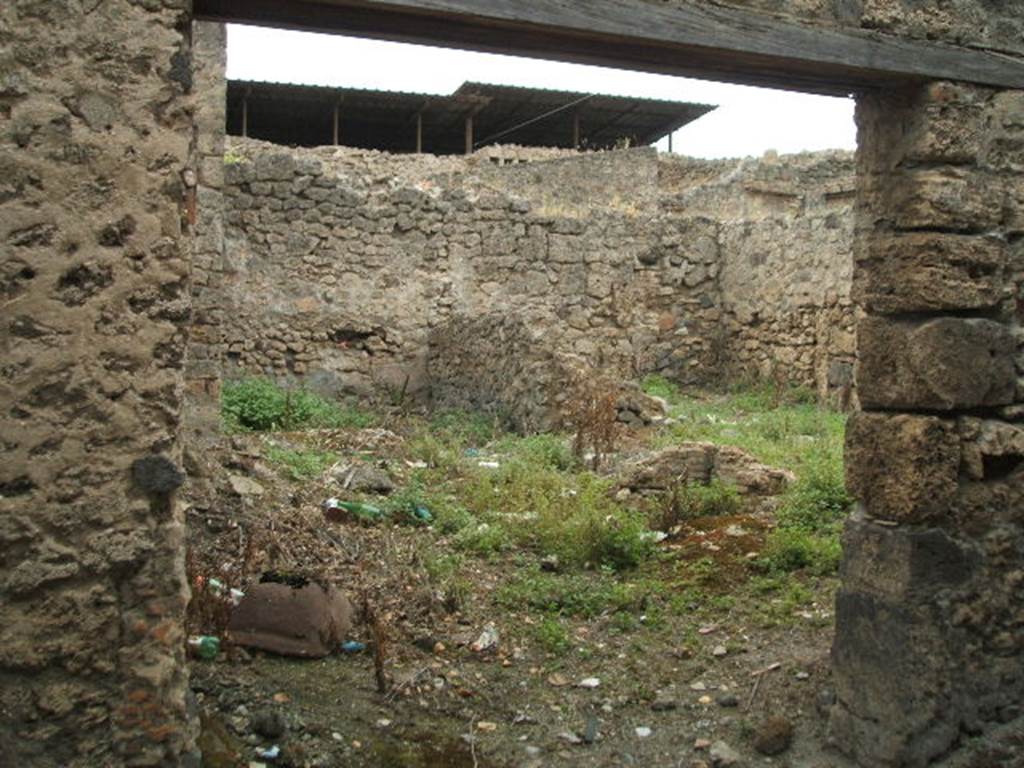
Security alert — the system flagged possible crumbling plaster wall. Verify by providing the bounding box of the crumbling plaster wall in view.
[217,140,856,406]
[1,1,196,765]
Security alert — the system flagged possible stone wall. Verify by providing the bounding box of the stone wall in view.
[828,81,1024,768]
[0,1,195,765]
[186,22,228,440]
[216,139,856,407]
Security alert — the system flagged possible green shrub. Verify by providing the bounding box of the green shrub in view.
[222,378,373,432]
[659,480,742,528]
[533,617,571,655]
[760,528,842,576]
[454,522,512,555]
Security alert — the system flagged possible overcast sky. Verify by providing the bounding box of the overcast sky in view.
[227,24,857,160]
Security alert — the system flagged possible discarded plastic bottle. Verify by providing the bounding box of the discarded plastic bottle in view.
[411,505,433,524]
[323,498,384,521]
[188,635,220,661]
[206,578,245,606]
[256,745,281,760]
[341,640,367,654]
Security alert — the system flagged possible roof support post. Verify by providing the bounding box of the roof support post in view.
[416,111,423,154]
[464,114,473,155]
[333,96,343,146]
[242,87,250,138]
[573,111,581,149]
[668,132,673,154]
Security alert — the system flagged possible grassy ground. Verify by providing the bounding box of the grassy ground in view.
[190,377,852,767]
[219,376,849,622]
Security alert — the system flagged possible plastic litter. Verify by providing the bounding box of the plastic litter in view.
[323,498,384,521]
[255,745,280,761]
[206,578,246,606]
[187,635,220,661]
[411,505,434,523]
[477,461,501,469]
[341,640,366,654]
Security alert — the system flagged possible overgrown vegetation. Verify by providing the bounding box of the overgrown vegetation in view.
[759,450,850,575]
[657,479,742,529]
[219,377,849,631]
[222,377,374,432]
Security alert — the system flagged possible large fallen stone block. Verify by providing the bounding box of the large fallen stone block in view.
[227,581,353,658]
[616,442,793,497]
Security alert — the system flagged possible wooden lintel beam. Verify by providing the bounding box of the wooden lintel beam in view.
[194,0,1024,96]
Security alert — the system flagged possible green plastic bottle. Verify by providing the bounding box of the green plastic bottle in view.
[188,635,220,661]
[324,498,384,521]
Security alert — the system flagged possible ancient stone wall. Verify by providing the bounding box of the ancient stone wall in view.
[0,1,195,765]
[216,139,856,406]
[829,80,1024,768]
[186,22,228,440]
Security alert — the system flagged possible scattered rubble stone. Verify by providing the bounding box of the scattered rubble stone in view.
[250,708,286,739]
[228,474,266,497]
[709,740,743,767]
[752,716,794,756]
[331,463,395,495]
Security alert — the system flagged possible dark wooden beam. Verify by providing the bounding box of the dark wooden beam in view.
[194,0,1024,96]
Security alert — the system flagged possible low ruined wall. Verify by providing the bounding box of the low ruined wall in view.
[216,138,855,404]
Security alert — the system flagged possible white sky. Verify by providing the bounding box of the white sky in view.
[227,24,857,160]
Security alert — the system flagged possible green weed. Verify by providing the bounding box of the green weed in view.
[222,378,374,432]
[493,433,576,471]
[429,409,499,447]
[659,480,742,528]
[495,571,651,618]
[533,617,571,655]
[454,522,512,555]
[265,444,338,480]
[640,374,680,403]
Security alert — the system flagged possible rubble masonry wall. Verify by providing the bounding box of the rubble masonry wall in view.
[216,139,856,405]
[1,1,196,765]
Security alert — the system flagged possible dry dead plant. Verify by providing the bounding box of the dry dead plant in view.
[568,371,620,471]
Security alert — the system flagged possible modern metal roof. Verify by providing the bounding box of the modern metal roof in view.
[226,79,715,154]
